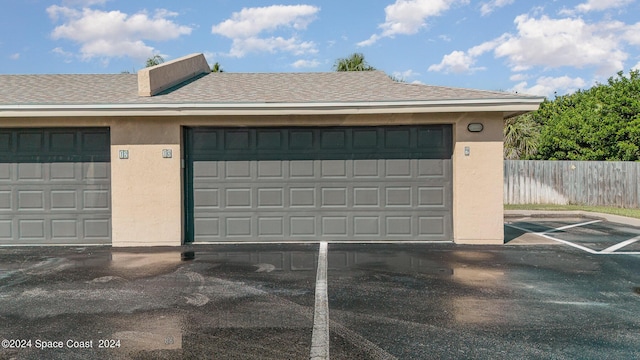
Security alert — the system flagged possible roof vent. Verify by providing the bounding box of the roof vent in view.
[137,53,210,97]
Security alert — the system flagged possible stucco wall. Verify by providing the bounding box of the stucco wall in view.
[110,119,182,247]
[452,113,504,244]
[0,112,505,246]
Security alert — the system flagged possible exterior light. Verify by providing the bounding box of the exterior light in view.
[467,123,484,132]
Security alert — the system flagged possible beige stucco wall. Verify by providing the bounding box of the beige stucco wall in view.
[452,113,504,244]
[0,112,506,246]
[110,119,182,247]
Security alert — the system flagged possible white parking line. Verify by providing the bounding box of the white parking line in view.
[310,242,329,360]
[544,219,602,233]
[532,231,600,254]
[505,222,640,255]
[600,235,640,254]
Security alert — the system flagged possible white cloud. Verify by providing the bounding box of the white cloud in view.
[358,0,467,46]
[393,69,421,79]
[494,15,627,75]
[212,5,319,57]
[292,59,320,68]
[633,62,640,71]
[428,50,485,73]
[623,22,640,46]
[575,0,634,13]
[62,0,109,6]
[227,37,317,58]
[509,73,529,82]
[9,53,20,60]
[52,47,74,63]
[510,76,587,97]
[47,6,192,61]
[480,0,514,16]
[431,15,631,76]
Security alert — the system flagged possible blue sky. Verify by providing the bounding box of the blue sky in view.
[1,0,640,96]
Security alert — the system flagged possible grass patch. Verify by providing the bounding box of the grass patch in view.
[505,204,640,219]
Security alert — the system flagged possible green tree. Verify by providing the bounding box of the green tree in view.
[145,54,164,67]
[504,113,541,159]
[535,70,640,161]
[333,53,375,71]
[211,62,224,73]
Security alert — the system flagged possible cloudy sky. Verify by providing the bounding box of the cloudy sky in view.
[1,0,639,96]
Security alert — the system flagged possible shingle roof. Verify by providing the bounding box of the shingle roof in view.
[0,71,536,106]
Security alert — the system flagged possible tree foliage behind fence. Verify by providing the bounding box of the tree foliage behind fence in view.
[504,160,640,208]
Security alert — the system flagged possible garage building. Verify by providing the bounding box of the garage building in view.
[0,54,543,247]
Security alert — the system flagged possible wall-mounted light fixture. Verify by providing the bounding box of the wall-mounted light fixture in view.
[467,123,484,132]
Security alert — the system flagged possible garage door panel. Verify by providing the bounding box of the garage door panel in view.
[0,220,11,240]
[353,187,380,207]
[419,216,446,236]
[83,189,110,210]
[194,188,220,209]
[82,218,110,239]
[82,163,110,181]
[17,163,45,180]
[290,187,315,207]
[193,161,220,179]
[353,159,380,177]
[0,128,111,245]
[418,187,447,208]
[50,163,77,180]
[226,217,252,236]
[353,216,380,236]
[290,216,315,236]
[0,191,10,210]
[385,187,412,207]
[51,219,78,239]
[290,161,315,178]
[418,159,447,177]
[226,188,252,208]
[384,159,412,177]
[187,126,452,242]
[0,164,9,180]
[257,188,284,208]
[321,187,348,207]
[51,190,78,210]
[18,190,45,210]
[321,160,347,177]
[225,161,251,179]
[257,161,284,178]
[194,217,220,239]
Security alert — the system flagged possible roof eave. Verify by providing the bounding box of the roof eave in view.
[0,98,544,118]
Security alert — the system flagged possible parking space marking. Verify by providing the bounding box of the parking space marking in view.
[505,222,640,255]
[545,219,602,233]
[311,242,329,360]
[533,231,600,254]
[601,235,640,254]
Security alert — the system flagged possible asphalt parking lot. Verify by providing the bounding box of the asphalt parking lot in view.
[0,219,639,359]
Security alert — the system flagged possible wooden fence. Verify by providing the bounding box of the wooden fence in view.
[504,160,640,208]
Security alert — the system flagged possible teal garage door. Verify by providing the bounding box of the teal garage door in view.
[0,128,111,245]
[184,126,452,242]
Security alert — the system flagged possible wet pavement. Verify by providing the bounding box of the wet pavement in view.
[0,240,639,359]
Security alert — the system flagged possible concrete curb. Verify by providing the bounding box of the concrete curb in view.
[504,210,640,227]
